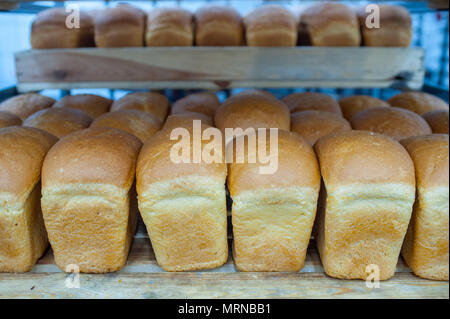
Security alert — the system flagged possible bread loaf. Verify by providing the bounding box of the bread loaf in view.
[91,109,162,143]
[282,92,342,116]
[314,130,416,280]
[0,112,21,128]
[291,110,351,145]
[136,125,228,271]
[110,92,169,122]
[358,4,412,47]
[339,95,390,121]
[244,5,297,47]
[0,127,57,272]
[53,94,112,118]
[163,112,214,130]
[227,130,320,271]
[94,4,146,47]
[31,7,95,48]
[298,2,360,46]
[195,5,243,46]
[400,135,449,280]
[171,92,220,119]
[387,92,449,115]
[422,110,449,134]
[0,93,55,120]
[146,7,193,46]
[350,107,432,141]
[23,107,93,139]
[41,127,142,273]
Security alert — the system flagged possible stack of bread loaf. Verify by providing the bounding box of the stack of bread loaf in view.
[30,3,412,49]
[0,89,448,282]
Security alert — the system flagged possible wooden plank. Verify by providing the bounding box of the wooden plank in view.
[14,47,425,92]
[1,223,447,299]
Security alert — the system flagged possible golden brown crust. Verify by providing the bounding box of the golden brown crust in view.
[387,92,449,115]
[400,134,449,189]
[282,92,342,116]
[163,112,214,130]
[422,110,449,134]
[53,94,112,118]
[171,92,220,118]
[195,5,243,46]
[214,94,290,133]
[110,92,170,122]
[137,124,226,192]
[357,4,412,47]
[23,107,93,139]
[91,109,162,143]
[0,111,22,128]
[94,5,146,47]
[232,89,277,100]
[146,7,193,46]
[290,110,351,145]
[244,5,297,47]
[339,95,390,121]
[0,93,55,121]
[315,130,415,186]
[299,2,360,46]
[227,130,320,196]
[42,127,142,190]
[0,126,57,197]
[31,8,95,48]
[350,107,432,141]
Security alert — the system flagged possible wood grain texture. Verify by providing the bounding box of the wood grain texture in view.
[14,47,424,91]
[0,223,447,299]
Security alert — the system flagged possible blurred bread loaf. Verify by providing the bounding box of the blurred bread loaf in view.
[111,92,169,122]
[298,2,360,46]
[282,92,342,116]
[401,135,449,280]
[94,4,146,47]
[91,109,162,143]
[41,127,142,273]
[314,130,415,280]
[339,95,390,121]
[244,5,298,47]
[0,112,21,128]
[53,94,112,118]
[422,110,449,134]
[136,125,228,271]
[291,110,351,145]
[31,7,95,48]
[0,127,57,272]
[195,5,243,46]
[163,112,214,130]
[214,94,290,143]
[0,93,55,120]
[171,92,220,119]
[387,92,449,115]
[146,7,193,46]
[358,4,412,47]
[350,107,432,141]
[23,107,93,139]
[227,130,320,271]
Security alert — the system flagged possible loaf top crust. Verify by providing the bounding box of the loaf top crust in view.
[244,5,297,32]
[195,5,242,25]
[0,126,57,199]
[401,134,449,189]
[315,130,415,187]
[42,127,142,190]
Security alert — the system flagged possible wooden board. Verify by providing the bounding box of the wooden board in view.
[14,47,425,92]
[0,222,448,299]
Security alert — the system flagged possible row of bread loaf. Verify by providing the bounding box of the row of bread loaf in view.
[1,89,447,142]
[0,89,448,281]
[30,2,412,49]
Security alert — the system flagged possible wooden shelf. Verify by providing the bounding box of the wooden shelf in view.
[14,47,425,92]
[0,222,447,299]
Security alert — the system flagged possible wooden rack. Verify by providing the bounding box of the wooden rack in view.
[0,222,448,299]
[15,47,425,92]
